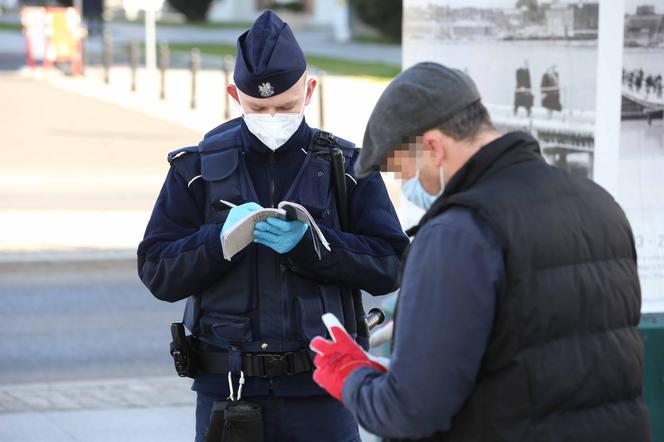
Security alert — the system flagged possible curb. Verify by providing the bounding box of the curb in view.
[0,249,136,265]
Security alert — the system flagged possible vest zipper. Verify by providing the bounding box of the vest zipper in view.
[268,151,276,208]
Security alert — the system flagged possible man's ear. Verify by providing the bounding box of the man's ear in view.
[227,84,241,106]
[304,78,317,106]
[424,129,446,168]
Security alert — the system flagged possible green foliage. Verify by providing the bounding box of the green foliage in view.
[0,22,22,32]
[167,0,214,23]
[351,0,402,43]
[265,1,305,13]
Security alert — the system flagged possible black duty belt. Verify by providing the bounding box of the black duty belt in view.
[194,347,313,378]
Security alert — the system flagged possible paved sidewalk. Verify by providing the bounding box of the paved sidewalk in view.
[0,377,194,414]
[1,406,195,442]
[0,376,195,442]
[0,71,199,252]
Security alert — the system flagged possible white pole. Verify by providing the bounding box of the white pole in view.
[592,0,624,196]
[145,8,157,72]
[333,0,351,43]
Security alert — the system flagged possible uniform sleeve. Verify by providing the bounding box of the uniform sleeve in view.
[286,171,409,295]
[137,166,242,302]
[341,209,504,439]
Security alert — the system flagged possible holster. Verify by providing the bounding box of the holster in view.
[170,322,197,378]
[206,400,264,442]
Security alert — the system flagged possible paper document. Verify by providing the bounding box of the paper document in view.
[221,201,330,261]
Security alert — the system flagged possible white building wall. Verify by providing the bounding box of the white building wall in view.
[311,0,351,42]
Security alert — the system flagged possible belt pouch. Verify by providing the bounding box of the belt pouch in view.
[205,401,264,442]
[223,401,264,442]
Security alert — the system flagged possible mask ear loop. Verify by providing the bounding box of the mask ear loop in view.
[299,76,308,116]
[438,165,446,196]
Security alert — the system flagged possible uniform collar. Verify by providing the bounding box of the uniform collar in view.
[240,118,311,157]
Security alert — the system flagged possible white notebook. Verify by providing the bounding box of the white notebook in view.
[221,201,330,261]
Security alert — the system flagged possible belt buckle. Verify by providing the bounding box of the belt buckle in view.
[258,353,294,378]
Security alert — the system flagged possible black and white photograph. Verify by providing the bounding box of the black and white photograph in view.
[618,0,664,312]
[403,0,598,178]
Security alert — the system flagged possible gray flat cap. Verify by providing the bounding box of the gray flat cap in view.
[355,62,481,178]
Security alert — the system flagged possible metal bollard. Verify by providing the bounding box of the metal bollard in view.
[159,42,170,100]
[317,70,326,129]
[190,48,201,110]
[223,55,234,120]
[102,30,112,84]
[129,40,140,93]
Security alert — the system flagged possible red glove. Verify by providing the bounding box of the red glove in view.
[310,313,388,402]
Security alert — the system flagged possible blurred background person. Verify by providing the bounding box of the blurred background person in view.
[514,59,533,117]
[541,65,562,118]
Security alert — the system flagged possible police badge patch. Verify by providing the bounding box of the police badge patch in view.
[258,82,275,97]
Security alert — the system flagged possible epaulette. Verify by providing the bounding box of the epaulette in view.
[167,146,199,164]
[166,146,202,188]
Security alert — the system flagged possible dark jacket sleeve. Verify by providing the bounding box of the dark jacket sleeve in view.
[341,208,504,438]
[286,171,409,295]
[137,166,242,303]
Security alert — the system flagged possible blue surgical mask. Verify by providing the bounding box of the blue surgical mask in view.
[401,168,445,211]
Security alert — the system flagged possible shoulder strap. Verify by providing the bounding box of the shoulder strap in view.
[311,130,368,339]
[310,130,359,187]
[311,130,357,162]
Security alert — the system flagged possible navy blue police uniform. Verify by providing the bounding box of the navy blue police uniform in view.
[137,11,409,442]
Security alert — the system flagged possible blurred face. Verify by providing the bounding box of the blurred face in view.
[384,136,441,179]
[385,137,424,182]
[383,136,442,195]
[228,73,316,116]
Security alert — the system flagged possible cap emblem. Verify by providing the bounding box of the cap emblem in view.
[258,82,275,97]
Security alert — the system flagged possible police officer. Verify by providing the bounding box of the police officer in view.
[309,62,651,441]
[137,10,409,442]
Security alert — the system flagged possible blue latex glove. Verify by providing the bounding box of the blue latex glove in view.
[221,202,263,236]
[253,216,309,254]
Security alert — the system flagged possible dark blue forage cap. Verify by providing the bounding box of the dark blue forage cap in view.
[234,10,307,99]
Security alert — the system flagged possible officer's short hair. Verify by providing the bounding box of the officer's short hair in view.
[437,101,494,141]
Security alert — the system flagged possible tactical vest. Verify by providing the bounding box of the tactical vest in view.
[395,132,650,442]
[181,123,361,354]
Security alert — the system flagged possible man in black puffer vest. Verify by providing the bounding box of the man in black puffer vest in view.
[309,62,651,441]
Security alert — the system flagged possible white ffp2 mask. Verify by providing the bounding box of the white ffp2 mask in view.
[243,112,303,151]
[240,80,307,151]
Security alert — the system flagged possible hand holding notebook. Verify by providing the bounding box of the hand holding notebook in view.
[219,200,330,261]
